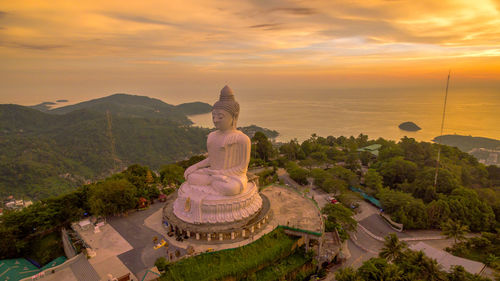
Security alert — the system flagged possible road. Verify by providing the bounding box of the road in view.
[277,169,404,276]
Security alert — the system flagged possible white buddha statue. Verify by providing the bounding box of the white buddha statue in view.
[173,86,262,224]
[183,85,250,196]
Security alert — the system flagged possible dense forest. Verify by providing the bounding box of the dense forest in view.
[0,95,211,199]
[277,134,500,232]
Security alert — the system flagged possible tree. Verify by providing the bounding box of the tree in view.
[176,154,206,169]
[121,164,151,190]
[326,147,344,163]
[379,234,408,262]
[310,151,328,167]
[279,139,301,160]
[446,187,495,232]
[286,162,309,185]
[252,131,274,162]
[335,267,361,281]
[399,136,433,166]
[298,157,316,170]
[364,169,383,195]
[357,258,403,281]
[413,167,460,197]
[89,179,137,217]
[345,152,361,172]
[426,199,451,228]
[160,164,185,186]
[378,142,404,161]
[375,156,417,188]
[323,178,348,194]
[441,219,469,244]
[328,166,359,187]
[322,203,357,234]
[378,188,429,229]
[406,250,445,281]
[121,164,159,200]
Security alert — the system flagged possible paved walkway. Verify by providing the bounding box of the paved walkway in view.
[144,185,323,254]
[76,221,137,281]
[107,203,186,279]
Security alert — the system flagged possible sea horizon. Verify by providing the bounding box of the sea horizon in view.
[5,86,499,144]
[187,87,500,143]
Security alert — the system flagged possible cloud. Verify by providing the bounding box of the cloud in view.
[248,23,282,30]
[270,7,317,15]
[101,12,175,26]
[11,42,68,50]
[0,0,498,78]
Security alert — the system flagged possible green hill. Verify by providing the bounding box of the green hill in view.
[0,95,212,199]
[175,102,212,115]
[49,93,196,125]
[433,134,500,152]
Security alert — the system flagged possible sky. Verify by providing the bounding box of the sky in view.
[0,0,499,105]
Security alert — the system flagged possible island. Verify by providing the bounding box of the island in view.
[399,121,421,132]
[238,124,279,139]
[175,101,212,115]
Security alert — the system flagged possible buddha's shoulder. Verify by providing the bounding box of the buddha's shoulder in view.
[209,130,250,145]
[233,130,251,142]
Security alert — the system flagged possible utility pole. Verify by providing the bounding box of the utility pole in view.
[106,110,118,171]
[434,70,451,188]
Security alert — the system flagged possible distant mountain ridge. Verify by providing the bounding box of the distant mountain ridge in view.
[433,134,500,152]
[30,93,213,124]
[433,134,500,166]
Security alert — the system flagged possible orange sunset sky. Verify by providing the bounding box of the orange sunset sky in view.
[0,0,499,105]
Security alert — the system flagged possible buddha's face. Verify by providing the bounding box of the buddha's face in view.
[212,109,234,131]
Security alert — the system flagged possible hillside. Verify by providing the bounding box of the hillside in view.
[433,135,500,166]
[48,94,197,125]
[0,94,278,199]
[433,134,500,152]
[0,95,212,199]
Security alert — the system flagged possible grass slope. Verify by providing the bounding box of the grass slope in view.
[161,228,299,281]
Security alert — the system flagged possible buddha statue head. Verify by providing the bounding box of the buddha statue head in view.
[212,85,240,131]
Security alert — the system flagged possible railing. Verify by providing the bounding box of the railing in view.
[348,186,382,208]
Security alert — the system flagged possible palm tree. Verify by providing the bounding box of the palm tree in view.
[335,267,361,281]
[421,256,445,281]
[379,233,408,262]
[441,219,469,244]
[408,250,445,281]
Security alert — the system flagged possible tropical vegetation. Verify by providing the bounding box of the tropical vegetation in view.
[336,234,491,281]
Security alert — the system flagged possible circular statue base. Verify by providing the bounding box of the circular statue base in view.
[163,192,272,244]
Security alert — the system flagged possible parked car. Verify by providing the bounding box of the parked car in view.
[327,196,339,204]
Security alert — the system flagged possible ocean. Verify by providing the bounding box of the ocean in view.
[186,87,500,143]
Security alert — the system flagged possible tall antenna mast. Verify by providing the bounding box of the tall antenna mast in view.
[434,70,451,187]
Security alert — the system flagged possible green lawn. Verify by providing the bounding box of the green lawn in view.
[250,250,313,281]
[161,228,300,281]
